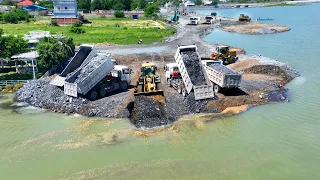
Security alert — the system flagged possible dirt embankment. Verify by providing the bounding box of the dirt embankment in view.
[217,17,290,35]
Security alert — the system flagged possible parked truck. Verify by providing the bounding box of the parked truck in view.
[202,60,242,93]
[173,45,214,100]
[64,53,131,100]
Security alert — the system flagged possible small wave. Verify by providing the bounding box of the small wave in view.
[289,76,306,86]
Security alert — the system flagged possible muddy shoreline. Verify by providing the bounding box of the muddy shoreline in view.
[15,15,299,129]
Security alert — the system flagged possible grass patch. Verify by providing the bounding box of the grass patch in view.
[264,3,307,7]
[0,18,176,45]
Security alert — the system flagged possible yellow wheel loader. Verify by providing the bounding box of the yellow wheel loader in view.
[208,45,238,65]
[134,62,163,96]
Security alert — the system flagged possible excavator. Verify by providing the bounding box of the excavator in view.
[239,14,251,22]
[134,62,163,96]
[203,45,238,65]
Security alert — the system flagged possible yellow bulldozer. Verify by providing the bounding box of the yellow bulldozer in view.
[134,62,163,96]
[208,45,238,65]
[239,14,251,22]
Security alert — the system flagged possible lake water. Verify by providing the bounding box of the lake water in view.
[1,4,320,179]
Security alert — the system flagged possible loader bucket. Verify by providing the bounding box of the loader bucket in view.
[134,90,164,96]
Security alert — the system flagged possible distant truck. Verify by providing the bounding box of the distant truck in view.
[64,53,131,100]
[205,16,214,24]
[190,17,200,25]
[202,60,242,93]
[172,45,214,100]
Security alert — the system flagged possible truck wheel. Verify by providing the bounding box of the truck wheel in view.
[99,88,107,97]
[214,85,220,93]
[156,82,162,91]
[89,90,98,101]
[120,82,128,90]
[177,86,182,94]
[182,88,187,97]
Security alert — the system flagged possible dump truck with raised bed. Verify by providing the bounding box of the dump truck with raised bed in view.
[64,53,131,100]
[50,44,95,87]
[202,60,242,93]
[173,45,214,100]
[134,62,163,96]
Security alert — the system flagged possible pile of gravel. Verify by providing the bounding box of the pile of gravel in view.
[16,79,88,114]
[181,51,206,86]
[130,96,174,129]
[210,64,240,75]
[74,54,107,83]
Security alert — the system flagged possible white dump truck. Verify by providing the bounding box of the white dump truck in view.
[172,45,214,100]
[190,17,200,25]
[205,16,214,24]
[64,53,131,100]
[202,60,242,93]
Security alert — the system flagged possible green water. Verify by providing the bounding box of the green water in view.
[1,4,320,179]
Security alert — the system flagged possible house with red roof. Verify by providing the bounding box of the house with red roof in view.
[17,0,34,7]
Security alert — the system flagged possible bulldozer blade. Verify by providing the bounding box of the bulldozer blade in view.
[134,90,164,96]
[201,57,212,60]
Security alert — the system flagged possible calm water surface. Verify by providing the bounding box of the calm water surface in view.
[1,4,320,179]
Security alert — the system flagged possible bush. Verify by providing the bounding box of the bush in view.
[114,23,121,27]
[13,84,23,91]
[72,21,83,27]
[114,11,125,18]
[3,84,14,92]
[50,20,59,26]
[70,26,85,34]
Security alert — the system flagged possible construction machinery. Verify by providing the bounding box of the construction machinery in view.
[134,62,163,96]
[205,16,214,24]
[173,45,214,100]
[207,45,238,65]
[64,53,131,100]
[239,14,251,22]
[201,60,242,93]
[189,17,200,25]
[170,10,179,22]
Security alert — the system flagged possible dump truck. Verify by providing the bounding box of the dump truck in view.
[190,17,200,25]
[134,62,163,96]
[173,45,214,100]
[202,60,242,93]
[205,16,214,24]
[64,53,131,100]
[239,14,251,22]
[50,44,95,87]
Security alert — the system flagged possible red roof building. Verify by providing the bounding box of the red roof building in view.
[17,0,34,7]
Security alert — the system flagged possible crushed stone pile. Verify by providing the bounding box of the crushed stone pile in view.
[16,79,88,114]
[210,64,241,75]
[74,54,107,83]
[256,28,276,34]
[183,92,217,113]
[181,51,206,86]
[130,96,174,129]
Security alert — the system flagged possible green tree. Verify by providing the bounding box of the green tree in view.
[1,0,14,6]
[144,3,159,17]
[138,0,147,9]
[78,0,91,10]
[91,0,103,10]
[121,0,132,10]
[0,36,29,58]
[113,2,125,10]
[38,0,54,10]
[37,37,75,72]
[131,0,138,10]
[0,28,3,36]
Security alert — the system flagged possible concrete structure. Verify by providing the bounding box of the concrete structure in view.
[52,0,79,24]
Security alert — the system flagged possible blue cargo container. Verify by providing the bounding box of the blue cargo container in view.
[132,14,138,20]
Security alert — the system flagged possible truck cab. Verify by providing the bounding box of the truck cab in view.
[190,17,200,25]
[164,63,180,80]
[205,16,214,24]
[112,65,131,85]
